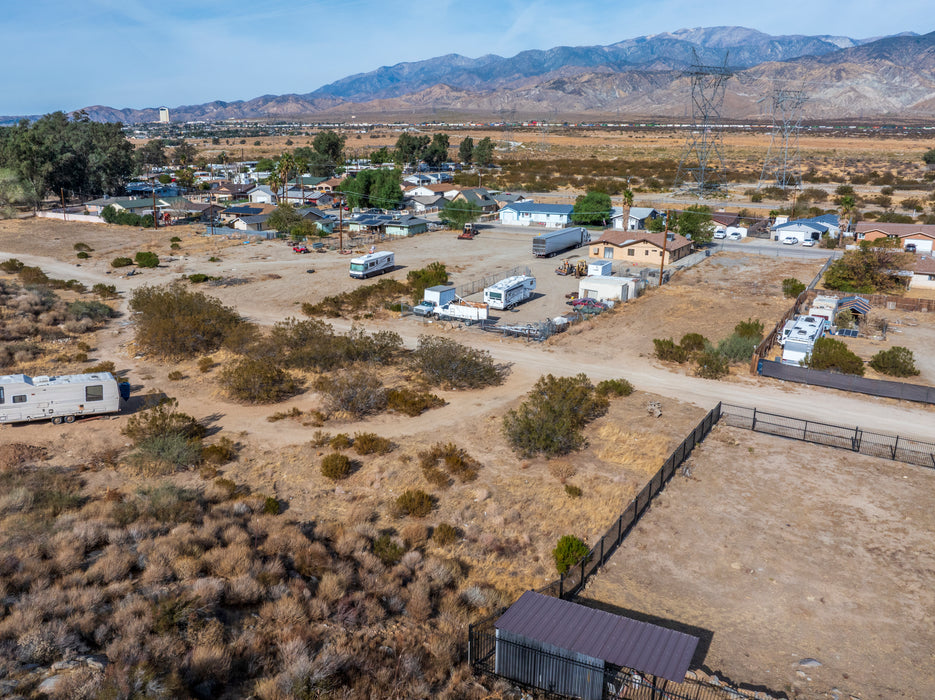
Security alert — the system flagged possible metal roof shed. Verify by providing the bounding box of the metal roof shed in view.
[494,591,699,698]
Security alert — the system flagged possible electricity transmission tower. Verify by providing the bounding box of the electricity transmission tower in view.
[758,88,808,190]
[675,49,733,195]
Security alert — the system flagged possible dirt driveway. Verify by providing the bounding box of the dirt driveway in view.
[582,425,935,700]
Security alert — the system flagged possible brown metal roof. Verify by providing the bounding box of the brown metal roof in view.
[496,591,699,683]
[597,230,692,252]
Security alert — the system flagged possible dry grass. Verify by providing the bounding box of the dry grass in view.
[595,425,672,476]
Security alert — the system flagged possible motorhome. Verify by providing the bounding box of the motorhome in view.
[780,317,825,365]
[483,275,536,310]
[348,251,394,279]
[0,372,127,425]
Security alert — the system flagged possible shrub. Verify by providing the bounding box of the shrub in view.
[202,437,237,465]
[373,533,404,565]
[123,398,206,445]
[111,257,133,268]
[552,535,590,574]
[834,310,855,329]
[302,277,408,317]
[694,350,730,379]
[653,338,688,363]
[432,523,458,546]
[218,357,298,403]
[66,300,116,321]
[316,370,386,418]
[717,333,758,363]
[86,360,116,374]
[130,282,247,358]
[170,236,182,243]
[168,370,184,381]
[412,335,506,389]
[329,433,352,450]
[197,356,214,373]
[805,337,865,375]
[18,265,50,285]
[188,273,214,283]
[262,496,280,515]
[869,346,920,377]
[76,251,90,259]
[782,278,806,298]
[1,257,25,273]
[321,453,352,480]
[678,333,708,354]
[208,256,220,262]
[132,433,203,470]
[595,378,634,397]
[733,318,764,340]
[406,262,449,303]
[503,373,608,457]
[353,432,393,455]
[419,442,481,483]
[134,251,160,268]
[92,283,118,299]
[395,489,435,518]
[386,387,445,416]
[564,484,583,499]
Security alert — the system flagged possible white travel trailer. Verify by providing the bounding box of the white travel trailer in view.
[0,372,126,425]
[483,275,536,310]
[348,251,394,279]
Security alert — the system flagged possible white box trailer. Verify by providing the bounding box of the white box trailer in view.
[0,372,126,425]
[578,275,638,302]
[349,251,394,278]
[484,275,536,310]
[532,227,590,257]
[424,285,456,306]
[435,300,489,322]
[587,261,613,277]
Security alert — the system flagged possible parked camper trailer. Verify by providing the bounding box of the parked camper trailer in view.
[780,316,825,365]
[0,372,126,425]
[483,275,536,310]
[348,251,394,278]
[532,227,590,257]
[435,300,489,322]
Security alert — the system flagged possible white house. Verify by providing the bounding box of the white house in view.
[499,202,573,228]
[771,214,841,243]
[577,276,639,303]
[247,185,277,204]
[405,184,461,199]
[909,255,935,290]
[610,206,661,231]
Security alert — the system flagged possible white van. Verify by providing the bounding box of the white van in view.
[349,251,395,279]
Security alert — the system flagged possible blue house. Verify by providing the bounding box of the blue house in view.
[771,214,842,243]
[499,202,574,228]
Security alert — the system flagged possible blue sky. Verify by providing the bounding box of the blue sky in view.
[2,0,930,115]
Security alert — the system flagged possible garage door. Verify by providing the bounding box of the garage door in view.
[907,239,933,253]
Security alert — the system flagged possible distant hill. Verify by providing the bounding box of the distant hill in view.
[4,27,933,125]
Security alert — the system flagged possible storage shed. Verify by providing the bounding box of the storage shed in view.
[494,591,699,700]
[578,275,638,302]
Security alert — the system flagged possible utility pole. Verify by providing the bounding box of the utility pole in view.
[60,189,67,222]
[338,203,344,251]
[153,187,158,229]
[659,210,670,287]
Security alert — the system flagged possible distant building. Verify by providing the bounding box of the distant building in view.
[158,107,169,123]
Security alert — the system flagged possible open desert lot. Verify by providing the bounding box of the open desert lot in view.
[582,425,935,700]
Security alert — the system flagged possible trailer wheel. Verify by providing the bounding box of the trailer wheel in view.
[51,416,63,425]
[64,415,75,423]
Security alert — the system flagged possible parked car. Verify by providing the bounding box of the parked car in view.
[713,231,727,239]
[783,237,798,245]
[801,239,816,247]
[728,232,742,241]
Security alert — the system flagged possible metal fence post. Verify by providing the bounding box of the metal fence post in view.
[752,407,757,430]
[559,574,563,599]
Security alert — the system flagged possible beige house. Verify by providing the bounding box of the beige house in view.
[855,223,935,253]
[909,255,935,290]
[589,231,692,266]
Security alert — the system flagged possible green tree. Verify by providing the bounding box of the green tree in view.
[312,130,345,166]
[256,157,275,172]
[869,346,920,377]
[824,238,913,293]
[552,535,590,574]
[276,153,295,202]
[172,142,198,166]
[268,203,302,234]
[675,205,714,244]
[135,139,168,171]
[922,148,935,166]
[422,133,450,167]
[458,136,474,165]
[394,133,430,165]
[473,137,494,166]
[370,146,390,165]
[0,168,37,215]
[175,168,194,190]
[571,190,612,226]
[805,337,865,375]
[340,169,401,210]
[440,199,481,229]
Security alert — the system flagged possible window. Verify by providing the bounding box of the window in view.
[0,388,3,404]
[86,385,104,402]
[604,247,613,259]
[645,250,650,256]
[627,249,634,256]
[13,395,27,404]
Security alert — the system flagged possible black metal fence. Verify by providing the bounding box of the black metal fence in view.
[721,403,935,469]
[468,628,746,700]
[757,359,935,405]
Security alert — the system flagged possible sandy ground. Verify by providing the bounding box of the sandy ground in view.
[582,425,935,700]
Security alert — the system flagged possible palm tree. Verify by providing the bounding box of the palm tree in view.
[839,194,856,247]
[277,153,295,205]
[621,187,634,230]
[294,156,309,206]
[267,173,281,203]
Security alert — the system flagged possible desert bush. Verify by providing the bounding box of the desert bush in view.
[412,335,506,389]
[76,251,90,259]
[678,333,708,354]
[134,251,160,268]
[197,356,214,373]
[302,277,408,317]
[168,370,184,381]
[353,432,393,455]
[733,318,764,340]
[373,533,405,565]
[717,333,758,363]
[386,387,445,416]
[329,433,352,449]
[552,535,590,574]
[595,378,634,397]
[18,265,50,285]
[264,318,402,371]
[869,346,920,377]
[111,257,133,268]
[694,350,730,379]
[503,373,608,457]
[136,482,202,523]
[170,243,180,250]
[395,489,435,518]
[0,257,24,273]
[653,338,688,363]
[202,437,237,465]
[131,433,203,472]
[419,443,480,484]
[123,398,206,445]
[92,283,118,299]
[321,453,352,480]
[310,430,331,447]
[261,496,280,515]
[564,484,583,499]
[218,357,299,404]
[86,360,116,374]
[834,310,855,329]
[315,370,386,418]
[188,273,215,283]
[67,298,117,320]
[805,337,865,375]
[432,523,458,546]
[130,282,247,358]
[406,262,449,303]
[267,407,302,422]
[782,278,806,298]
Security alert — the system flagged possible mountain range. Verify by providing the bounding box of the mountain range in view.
[14,27,935,124]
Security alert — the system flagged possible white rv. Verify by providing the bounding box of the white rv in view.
[483,275,536,310]
[349,251,394,279]
[0,372,126,425]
